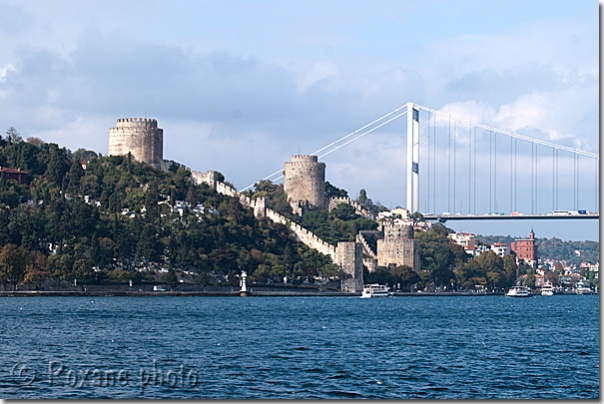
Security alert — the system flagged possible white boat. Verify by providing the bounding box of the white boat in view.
[541,282,554,296]
[361,284,392,298]
[575,280,593,295]
[506,284,532,297]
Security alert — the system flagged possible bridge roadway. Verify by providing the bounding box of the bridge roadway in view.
[423,213,600,223]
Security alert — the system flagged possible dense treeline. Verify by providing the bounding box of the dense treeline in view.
[415,223,519,290]
[296,204,378,245]
[0,131,336,289]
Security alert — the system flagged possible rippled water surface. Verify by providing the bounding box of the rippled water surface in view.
[0,295,599,399]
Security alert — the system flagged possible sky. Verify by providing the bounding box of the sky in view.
[0,0,599,242]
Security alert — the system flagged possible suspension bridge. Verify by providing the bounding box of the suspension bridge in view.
[244,102,599,221]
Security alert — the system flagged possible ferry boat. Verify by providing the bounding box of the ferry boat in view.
[506,284,531,297]
[361,284,392,298]
[541,281,554,296]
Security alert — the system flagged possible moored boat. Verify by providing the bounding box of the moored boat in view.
[541,281,554,296]
[361,284,392,298]
[575,280,593,295]
[506,284,532,297]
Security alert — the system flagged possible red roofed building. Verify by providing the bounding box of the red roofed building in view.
[510,229,537,267]
[0,167,28,185]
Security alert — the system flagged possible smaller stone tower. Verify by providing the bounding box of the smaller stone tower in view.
[376,219,420,271]
[108,118,163,169]
[283,155,326,215]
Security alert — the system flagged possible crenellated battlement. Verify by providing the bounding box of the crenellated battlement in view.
[290,155,318,163]
[111,118,158,130]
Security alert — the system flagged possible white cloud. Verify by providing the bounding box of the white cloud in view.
[0,64,15,81]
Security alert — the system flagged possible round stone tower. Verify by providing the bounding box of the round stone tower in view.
[108,118,163,169]
[283,155,326,213]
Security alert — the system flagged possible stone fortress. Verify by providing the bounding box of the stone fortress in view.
[281,154,420,289]
[108,118,164,170]
[108,119,420,293]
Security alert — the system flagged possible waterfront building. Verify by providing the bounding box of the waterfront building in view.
[510,229,537,267]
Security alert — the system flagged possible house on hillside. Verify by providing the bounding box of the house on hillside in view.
[0,167,28,185]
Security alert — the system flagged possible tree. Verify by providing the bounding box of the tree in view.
[6,127,22,143]
[27,137,45,147]
[73,258,95,283]
[44,144,70,185]
[357,189,368,205]
[503,255,517,285]
[67,159,84,193]
[23,250,50,287]
[390,265,420,291]
[195,272,208,286]
[145,180,160,223]
[545,270,560,286]
[410,212,425,222]
[163,269,177,288]
[331,203,356,221]
[325,181,348,198]
[0,244,28,290]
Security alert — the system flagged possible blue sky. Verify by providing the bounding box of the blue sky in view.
[0,0,599,241]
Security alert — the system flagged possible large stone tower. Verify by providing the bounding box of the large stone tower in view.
[108,118,163,169]
[283,155,326,215]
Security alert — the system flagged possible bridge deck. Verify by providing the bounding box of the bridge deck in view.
[423,214,599,222]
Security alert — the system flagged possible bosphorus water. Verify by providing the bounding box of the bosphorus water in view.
[1,295,599,399]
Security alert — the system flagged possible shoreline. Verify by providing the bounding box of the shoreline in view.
[0,290,590,297]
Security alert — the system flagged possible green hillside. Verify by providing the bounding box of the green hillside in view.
[0,134,336,289]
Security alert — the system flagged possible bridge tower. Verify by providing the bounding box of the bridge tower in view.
[406,103,420,214]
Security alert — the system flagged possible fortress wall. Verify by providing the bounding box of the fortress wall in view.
[216,181,237,197]
[108,118,163,169]
[363,257,378,273]
[190,170,218,190]
[265,209,336,259]
[356,232,377,259]
[189,170,337,259]
[328,196,375,220]
[336,242,364,292]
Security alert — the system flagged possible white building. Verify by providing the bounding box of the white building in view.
[448,232,477,248]
[490,242,510,258]
[580,262,599,281]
